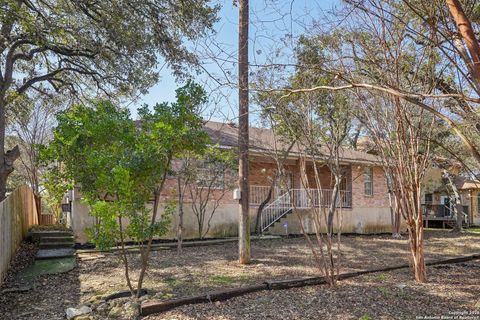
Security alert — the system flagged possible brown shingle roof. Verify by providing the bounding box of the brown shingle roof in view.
[454,176,480,190]
[204,121,382,165]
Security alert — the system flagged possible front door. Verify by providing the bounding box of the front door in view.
[440,196,452,217]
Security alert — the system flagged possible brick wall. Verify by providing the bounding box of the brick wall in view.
[162,159,390,210]
[351,165,389,208]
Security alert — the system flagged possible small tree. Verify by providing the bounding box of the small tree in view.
[173,155,195,253]
[188,146,236,239]
[42,164,71,223]
[357,93,434,283]
[43,81,209,297]
[7,95,64,220]
[252,103,296,235]
[263,73,353,286]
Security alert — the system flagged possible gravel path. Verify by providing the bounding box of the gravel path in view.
[0,230,479,319]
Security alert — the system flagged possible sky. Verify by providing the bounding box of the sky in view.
[134,0,341,123]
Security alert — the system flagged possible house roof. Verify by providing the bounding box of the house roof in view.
[454,176,480,190]
[204,121,382,165]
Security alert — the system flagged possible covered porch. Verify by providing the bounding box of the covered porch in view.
[422,203,470,228]
[250,186,352,208]
[248,159,353,209]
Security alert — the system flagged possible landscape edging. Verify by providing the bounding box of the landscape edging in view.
[140,253,480,316]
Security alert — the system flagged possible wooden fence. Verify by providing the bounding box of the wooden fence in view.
[0,186,38,285]
[40,213,55,225]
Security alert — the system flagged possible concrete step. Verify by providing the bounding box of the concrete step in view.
[36,248,76,260]
[39,242,75,249]
[31,230,73,242]
[40,236,74,244]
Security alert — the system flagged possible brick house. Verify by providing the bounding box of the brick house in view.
[66,121,397,243]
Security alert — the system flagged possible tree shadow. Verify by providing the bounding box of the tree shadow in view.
[0,243,82,320]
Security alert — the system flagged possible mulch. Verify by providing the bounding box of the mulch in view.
[145,261,480,320]
[0,241,38,288]
[0,231,479,319]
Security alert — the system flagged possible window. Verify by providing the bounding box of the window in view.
[424,193,433,204]
[197,162,226,189]
[478,194,480,214]
[364,167,373,196]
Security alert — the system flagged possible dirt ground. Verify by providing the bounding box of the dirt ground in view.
[1,230,479,319]
[146,261,480,320]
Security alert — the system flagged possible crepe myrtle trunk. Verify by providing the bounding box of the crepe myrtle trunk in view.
[0,99,20,200]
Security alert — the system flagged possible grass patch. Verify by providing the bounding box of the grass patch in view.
[375,273,387,282]
[17,257,75,280]
[163,277,184,290]
[209,275,236,284]
[209,274,252,285]
[377,286,391,297]
[467,228,480,234]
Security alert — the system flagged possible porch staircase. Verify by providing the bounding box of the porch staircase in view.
[444,220,469,229]
[260,192,293,233]
[444,211,469,229]
[256,188,353,234]
[32,230,76,259]
[11,230,76,287]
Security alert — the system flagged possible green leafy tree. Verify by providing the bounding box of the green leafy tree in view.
[42,81,210,297]
[42,164,71,223]
[0,0,218,200]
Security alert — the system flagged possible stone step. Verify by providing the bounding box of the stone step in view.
[40,236,74,244]
[39,242,75,249]
[31,230,74,242]
[36,248,76,260]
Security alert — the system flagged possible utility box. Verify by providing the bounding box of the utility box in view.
[233,188,241,200]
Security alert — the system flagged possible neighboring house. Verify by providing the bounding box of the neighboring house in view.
[64,121,395,243]
[422,167,480,227]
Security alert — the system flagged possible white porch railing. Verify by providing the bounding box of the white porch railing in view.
[290,189,352,208]
[250,185,352,208]
[253,186,353,233]
[249,185,283,206]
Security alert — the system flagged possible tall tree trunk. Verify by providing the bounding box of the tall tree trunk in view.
[177,176,184,253]
[0,99,20,201]
[238,0,250,264]
[446,0,480,86]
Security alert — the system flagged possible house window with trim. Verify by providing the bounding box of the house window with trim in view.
[424,193,433,204]
[364,167,373,196]
[197,162,226,189]
[478,194,480,214]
